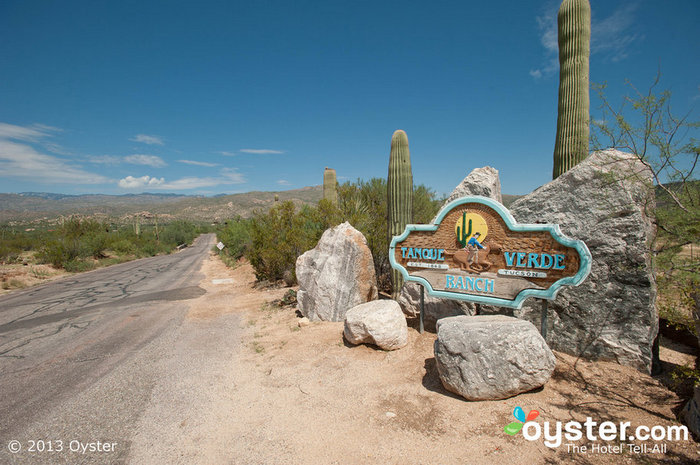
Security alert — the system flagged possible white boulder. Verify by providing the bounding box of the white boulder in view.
[344,300,408,351]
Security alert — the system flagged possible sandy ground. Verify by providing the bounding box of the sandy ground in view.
[147,252,698,465]
[0,263,67,295]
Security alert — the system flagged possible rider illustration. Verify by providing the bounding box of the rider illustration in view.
[465,232,485,268]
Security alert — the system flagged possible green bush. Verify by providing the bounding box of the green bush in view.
[247,201,324,282]
[36,239,76,268]
[109,238,137,255]
[218,217,253,261]
[159,221,198,247]
[63,258,97,273]
[242,179,442,291]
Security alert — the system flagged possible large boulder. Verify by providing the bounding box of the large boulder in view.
[296,222,378,321]
[434,315,556,400]
[344,300,408,350]
[397,281,475,330]
[509,149,657,372]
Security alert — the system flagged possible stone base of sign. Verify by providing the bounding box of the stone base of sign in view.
[397,281,475,331]
[434,315,556,401]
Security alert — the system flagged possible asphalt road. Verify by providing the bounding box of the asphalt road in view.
[0,233,218,464]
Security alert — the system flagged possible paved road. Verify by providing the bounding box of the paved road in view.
[0,234,217,464]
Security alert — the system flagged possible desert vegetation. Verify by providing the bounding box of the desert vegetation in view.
[0,217,207,276]
[217,178,442,293]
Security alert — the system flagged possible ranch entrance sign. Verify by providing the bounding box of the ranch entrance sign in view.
[389,196,591,309]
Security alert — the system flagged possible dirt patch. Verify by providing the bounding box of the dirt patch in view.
[190,253,699,464]
[0,263,67,295]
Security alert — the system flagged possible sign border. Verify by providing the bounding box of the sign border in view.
[389,195,592,309]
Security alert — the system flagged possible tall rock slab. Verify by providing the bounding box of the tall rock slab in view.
[296,222,378,321]
[441,166,502,207]
[509,149,657,372]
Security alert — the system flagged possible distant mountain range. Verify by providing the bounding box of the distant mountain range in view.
[0,187,531,224]
[0,187,322,223]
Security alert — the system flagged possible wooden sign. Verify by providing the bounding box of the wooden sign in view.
[389,196,591,309]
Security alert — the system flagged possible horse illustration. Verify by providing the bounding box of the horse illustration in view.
[452,241,502,274]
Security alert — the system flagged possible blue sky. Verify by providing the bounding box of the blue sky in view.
[0,0,698,197]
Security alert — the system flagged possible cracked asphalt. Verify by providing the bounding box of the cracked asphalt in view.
[0,234,216,464]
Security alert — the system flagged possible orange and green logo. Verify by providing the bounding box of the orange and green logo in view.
[504,406,540,435]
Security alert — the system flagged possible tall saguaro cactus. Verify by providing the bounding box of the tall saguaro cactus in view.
[553,0,591,179]
[387,129,413,299]
[323,167,337,206]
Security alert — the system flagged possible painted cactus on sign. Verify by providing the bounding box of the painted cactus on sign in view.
[456,212,473,248]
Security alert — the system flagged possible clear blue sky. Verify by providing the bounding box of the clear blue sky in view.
[1,0,698,197]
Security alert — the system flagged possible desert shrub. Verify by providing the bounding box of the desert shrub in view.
[36,239,76,268]
[243,180,442,291]
[0,244,22,264]
[63,258,97,273]
[109,238,137,255]
[218,217,253,261]
[159,221,198,247]
[84,231,110,259]
[137,240,163,257]
[248,201,325,282]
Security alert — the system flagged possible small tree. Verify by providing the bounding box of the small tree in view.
[591,72,699,337]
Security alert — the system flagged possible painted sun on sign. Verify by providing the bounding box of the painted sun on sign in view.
[389,196,591,308]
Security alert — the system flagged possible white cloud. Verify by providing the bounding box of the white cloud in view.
[130,134,164,145]
[591,3,642,62]
[0,122,57,142]
[239,149,285,155]
[277,179,291,186]
[217,151,237,157]
[531,2,642,79]
[530,5,560,79]
[0,122,109,184]
[88,155,123,165]
[118,168,246,191]
[124,154,167,167]
[536,10,558,54]
[118,175,165,189]
[220,168,246,184]
[178,159,219,167]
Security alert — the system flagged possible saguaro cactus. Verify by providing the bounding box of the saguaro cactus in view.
[553,0,590,179]
[323,167,337,206]
[387,129,413,299]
